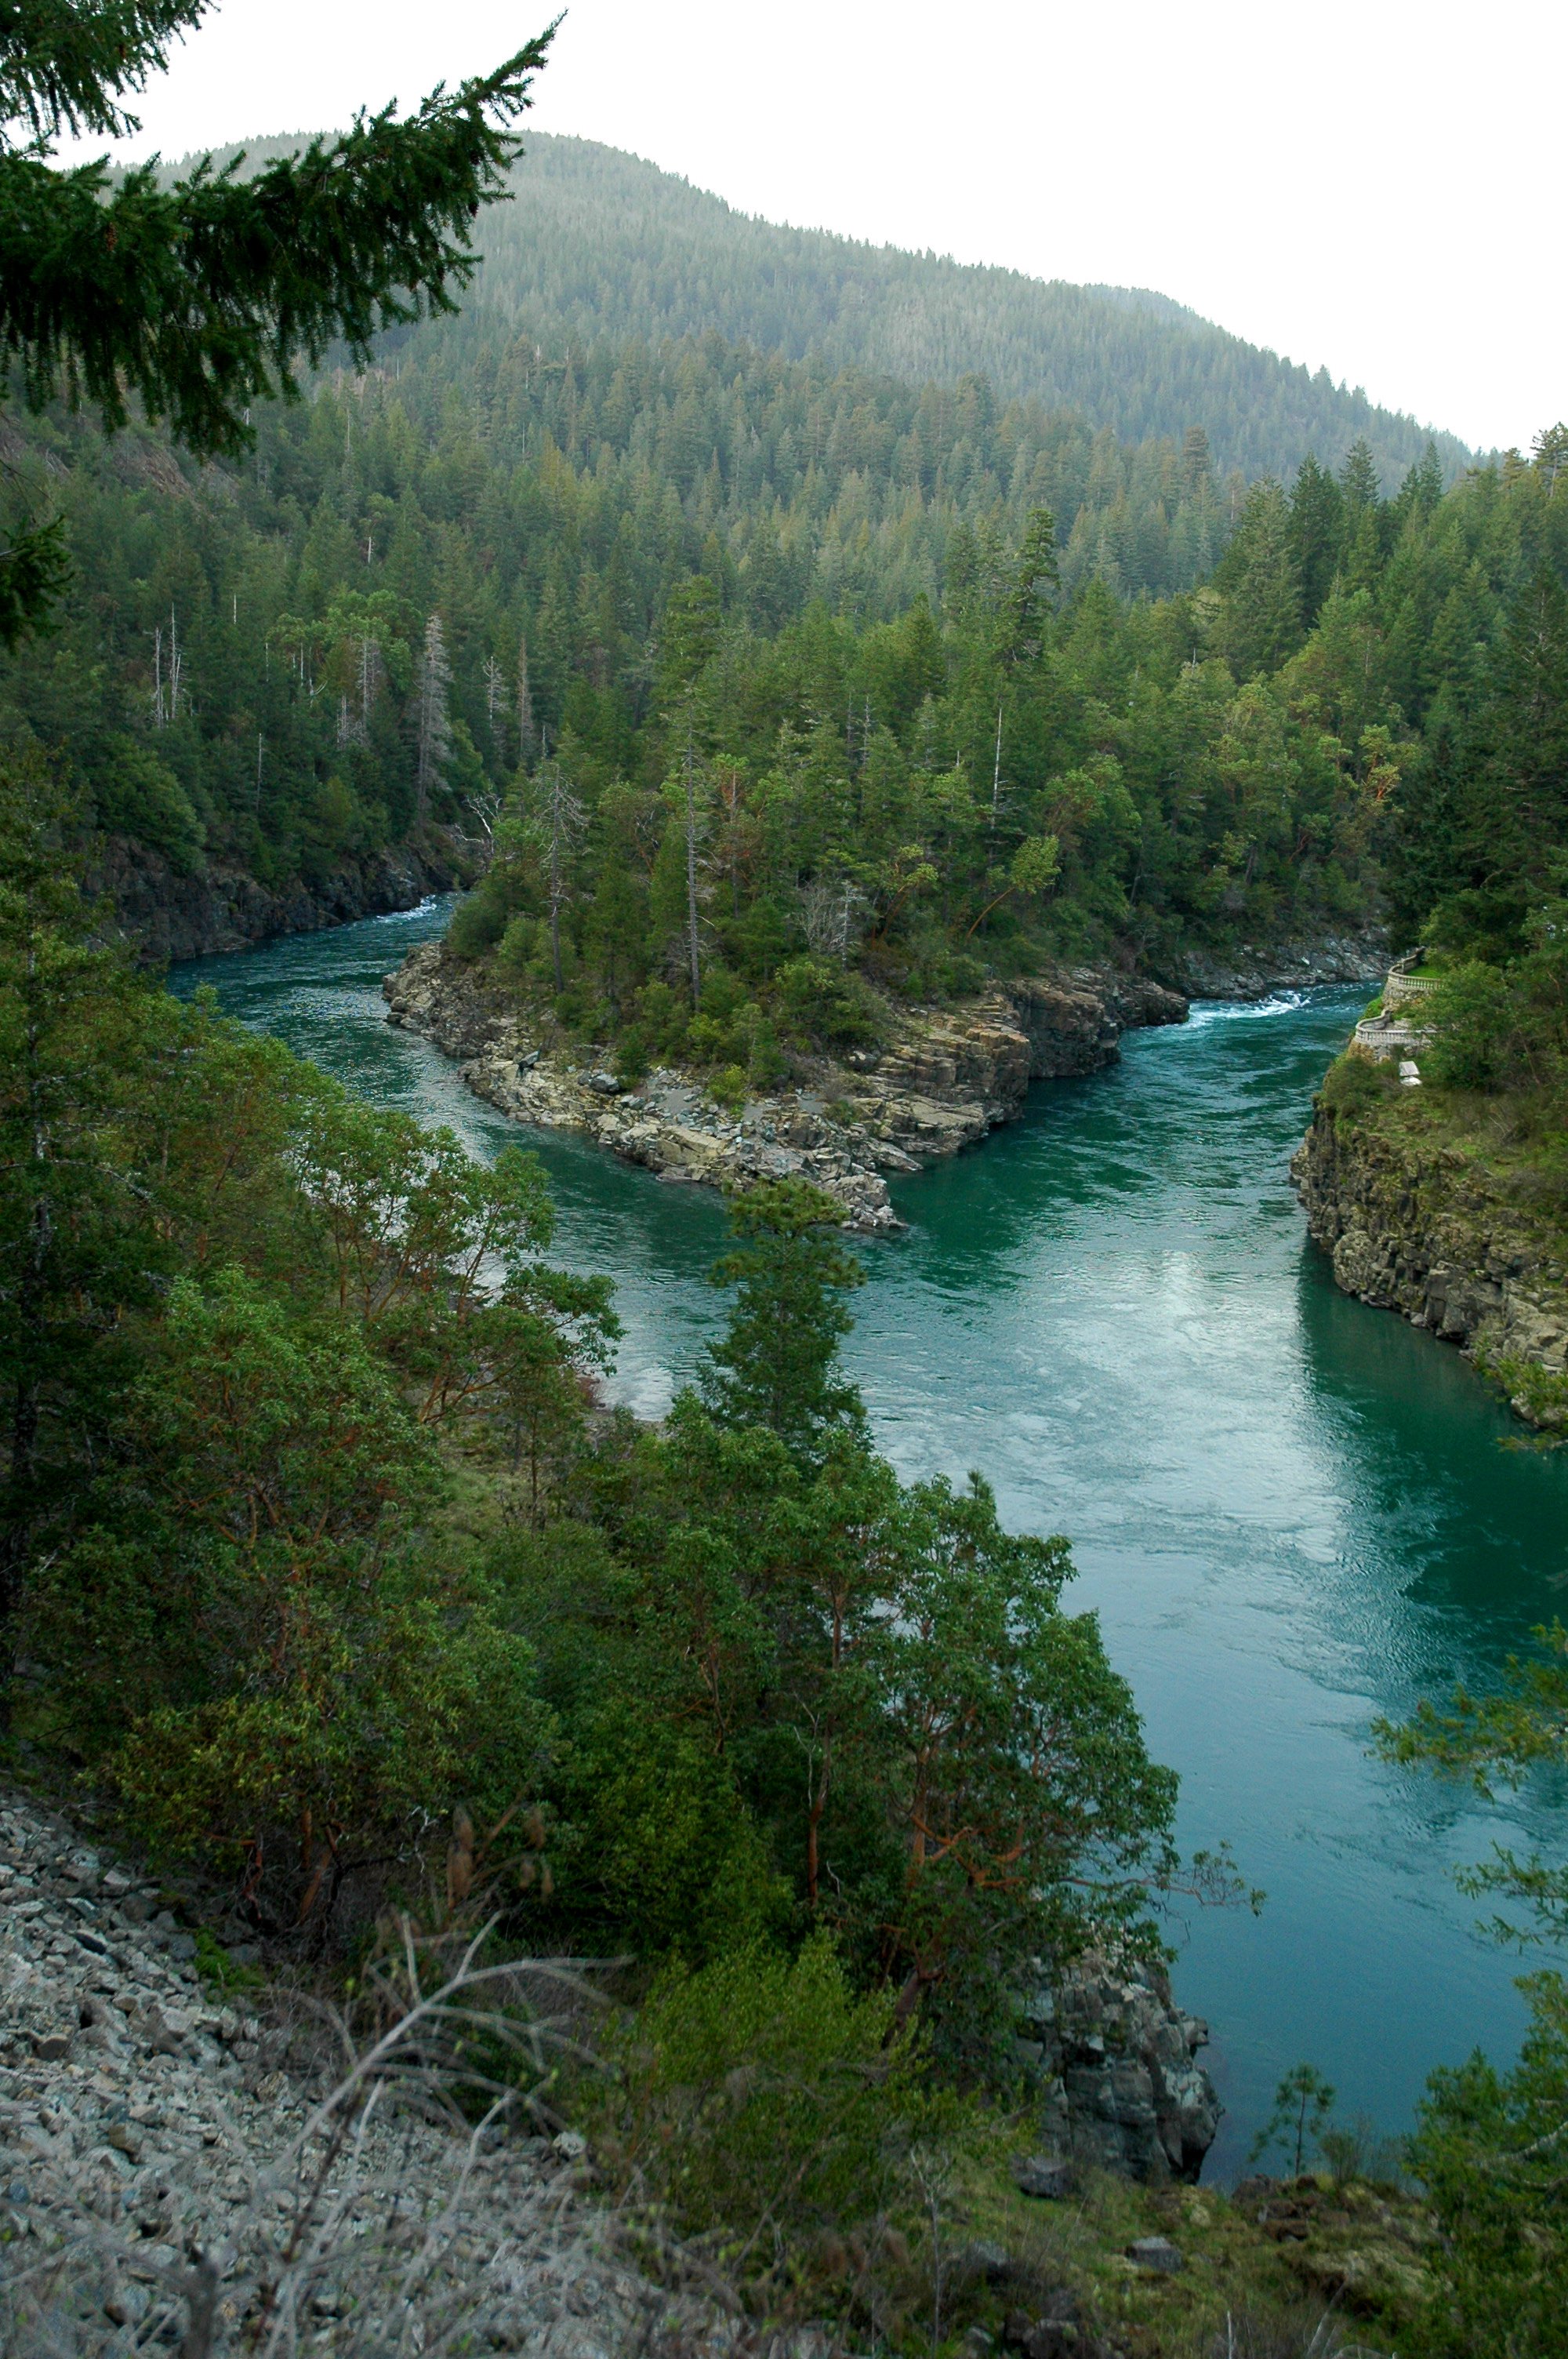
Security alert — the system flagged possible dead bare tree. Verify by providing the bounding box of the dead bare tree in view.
[483,653,510,770]
[532,758,586,994]
[415,614,453,824]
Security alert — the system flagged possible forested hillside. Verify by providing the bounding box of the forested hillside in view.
[400,133,1478,488]
[0,311,1551,1005]
[182,131,1473,490]
[0,335,1235,903]
[0,122,1490,939]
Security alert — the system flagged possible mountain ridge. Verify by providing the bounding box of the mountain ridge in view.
[160,129,1476,489]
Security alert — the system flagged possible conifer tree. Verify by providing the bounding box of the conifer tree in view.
[414,612,453,820]
[701,1178,867,1467]
[1217,479,1303,678]
[532,755,585,993]
[1180,423,1212,498]
[515,633,538,761]
[1287,453,1345,628]
[0,0,555,638]
[1002,504,1058,663]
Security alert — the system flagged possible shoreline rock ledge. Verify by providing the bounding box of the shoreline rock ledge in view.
[1014,1952,1221,2188]
[1292,1101,1568,1426]
[383,943,1187,1229]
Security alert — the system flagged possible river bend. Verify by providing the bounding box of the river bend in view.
[174,901,1568,2175]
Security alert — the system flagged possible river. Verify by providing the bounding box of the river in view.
[174,899,1568,2177]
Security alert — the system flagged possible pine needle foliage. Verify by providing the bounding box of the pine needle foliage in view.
[0,0,557,637]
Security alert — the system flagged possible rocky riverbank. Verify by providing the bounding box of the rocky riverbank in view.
[1155,927,1388,1002]
[1014,1953,1220,2188]
[88,831,474,965]
[1293,1091,1568,1429]
[383,945,1188,1230]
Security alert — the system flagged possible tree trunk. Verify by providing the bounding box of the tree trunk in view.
[684,731,701,1009]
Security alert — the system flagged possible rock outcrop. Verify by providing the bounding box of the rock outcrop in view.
[0,1789,732,2357]
[1156,929,1388,1001]
[86,832,474,965]
[1293,1100,1568,1426]
[1013,1953,1221,2186]
[383,945,1187,1230]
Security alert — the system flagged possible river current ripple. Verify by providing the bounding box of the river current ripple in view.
[175,901,1568,2175]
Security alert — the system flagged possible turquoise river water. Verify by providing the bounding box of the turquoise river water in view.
[174,900,1568,2178]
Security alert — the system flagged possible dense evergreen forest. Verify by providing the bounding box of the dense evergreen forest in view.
[184,133,1476,488]
[8,15,1568,2343]
[4,323,1554,1066]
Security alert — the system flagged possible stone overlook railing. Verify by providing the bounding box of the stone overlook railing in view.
[1353,950,1437,1065]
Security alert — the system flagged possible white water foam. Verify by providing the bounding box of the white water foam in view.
[1181,990,1322,1030]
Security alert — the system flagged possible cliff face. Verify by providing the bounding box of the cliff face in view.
[87,834,470,964]
[384,945,1188,1231]
[1156,927,1388,1001]
[1293,1100,1568,1427]
[1015,1951,1219,2186]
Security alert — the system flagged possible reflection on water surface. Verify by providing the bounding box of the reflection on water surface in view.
[175,904,1568,2174]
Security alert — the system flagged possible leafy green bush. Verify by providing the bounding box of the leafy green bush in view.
[611,1023,653,1086]
[448,885,507,960]
[96,740,205,873]
[775,955,884,1049]
[589,1936,967,2246]
[1421,960,1526,1092]
[550,1706,784,1960]
[1319,1051,1396,1118]
[496,912,541,980]
[1485,1354,1568,1437]
[746,1015,789,1089]
[632,979,689,1062]
[1407,1972,1568,2355]
[193,1926,263,1991]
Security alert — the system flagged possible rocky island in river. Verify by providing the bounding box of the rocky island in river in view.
[385,940,1189,1227]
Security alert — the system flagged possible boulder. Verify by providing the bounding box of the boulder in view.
[1013,1951,1221,2185]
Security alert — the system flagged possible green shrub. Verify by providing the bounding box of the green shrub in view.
[1421,959,1525,1092]
[925,949,987,1000]
[612,1024,653,1087]
[633,979,688,1062]
[1407,1972,1568,2356]
[588,1936,968,2245]
[686,1011,732,1062]
[708,1063,748,1115]
[496,912,541,980]
[550,1707,785,1960]
[775,955,883,1049]
[193,1925,263,1991]
[1319,1051,1396,1118]
[448,885,507,961]
[1483,1353,1568,1438]
[95,739,205,873]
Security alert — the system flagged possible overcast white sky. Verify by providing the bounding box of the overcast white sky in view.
[78,0,1563,456]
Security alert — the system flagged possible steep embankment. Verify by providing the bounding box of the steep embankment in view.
[0,1790,730,2355]
[1293,1078,1568,1430]
[90,834,471,964]
[1156,930,1387,1001]
[384,944,1187,1229]
[2,1784,1440,2350]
